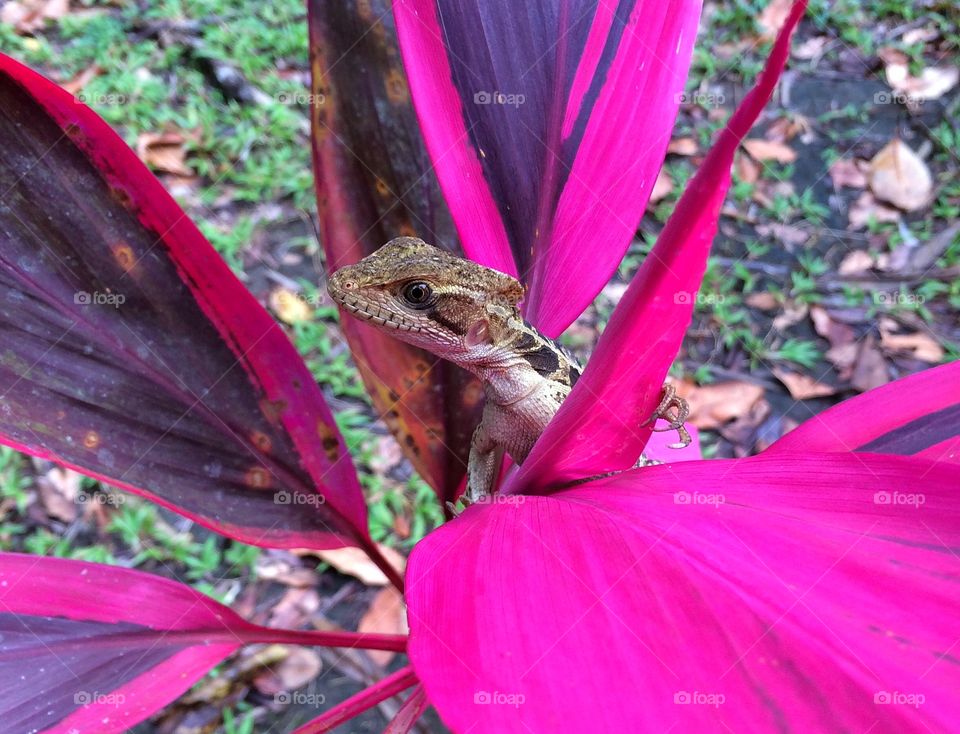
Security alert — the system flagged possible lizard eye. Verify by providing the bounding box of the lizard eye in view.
[401,281,433,308]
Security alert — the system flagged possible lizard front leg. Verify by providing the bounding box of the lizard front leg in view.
[465,421,499,504]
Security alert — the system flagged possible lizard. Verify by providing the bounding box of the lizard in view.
[327,236,690,504]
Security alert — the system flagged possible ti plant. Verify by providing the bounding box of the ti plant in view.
[0,1,957,733]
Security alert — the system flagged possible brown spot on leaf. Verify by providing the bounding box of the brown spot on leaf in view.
[317,421,340,463]
[251,431,272,453]
[260,398,288,424]
[244,466,271,490]
[110,186,133,209]
[384,69,409,104]
[374,177,391,197]
[82,430,100,450]
[112,242,136,273]
[321,436,340,463]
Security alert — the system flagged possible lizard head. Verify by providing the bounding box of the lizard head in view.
[327,236,525,364]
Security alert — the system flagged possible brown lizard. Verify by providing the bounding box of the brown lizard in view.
[327,236,690,503]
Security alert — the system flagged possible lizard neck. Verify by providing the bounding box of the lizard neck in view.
[461,307,582,407]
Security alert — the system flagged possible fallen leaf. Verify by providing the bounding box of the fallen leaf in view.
[667,137,698,156]
[255,551,320,587]
[880,47,959,103]
[838,250,875,275]
[135,131,194,177]
[810,305,856,352]
[675,380,766,430]
[745,292,779,311]
[314,545,405,587]
[756,222,810,248]
[829,158,868,189]
[358,587,409,667]
[792,36,830,60]
[757,0,792,38]
[733,151,760,184]
[851,336,889,392]
[742,138,797,164]
[772,301,809,332]
[267,588,321,630]
[868,139,932,212]
[648,167,674,205]
[772,367,836,399]
[36,466,81,523]
[848,191,901,230]
[253,647,322,695]
[765,116,808,143]
[719,399,771,455]
[886,221,960,275]
[879,328,944,363]
[60,63,102,95]
[269,287,312,324]
[1,0,68,34]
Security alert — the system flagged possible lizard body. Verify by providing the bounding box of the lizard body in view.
[327,237,688,502]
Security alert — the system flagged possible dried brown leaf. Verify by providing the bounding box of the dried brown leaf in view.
[135,131,194,177]
[314,545,405,587]
[358,586,408,667]
[829,158,868,189]
[675,380,766,430]
[773,367,836,399]
[868,139,932,212]
[742,138,797,163]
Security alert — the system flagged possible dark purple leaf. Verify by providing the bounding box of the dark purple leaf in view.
[0,54,382,558]
[309,0,482,503]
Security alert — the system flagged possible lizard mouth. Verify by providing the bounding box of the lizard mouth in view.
[335,293,421,333]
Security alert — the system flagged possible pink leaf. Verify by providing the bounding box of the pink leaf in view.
[292,665,419,734]
[393,0,701,337]
[0,553,408,734]
[510,0,808,493]
[406,452,960,733]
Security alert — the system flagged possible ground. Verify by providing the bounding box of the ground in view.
[0,0,957,732]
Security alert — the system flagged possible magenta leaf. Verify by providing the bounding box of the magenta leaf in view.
[406,453,960,733]
[393,0,701,337]
[767,361,960,463]
[383,684,429,734]
[0,553,408,734]
[0,54,379,555]
[510,0,808,493]
[292,665,419,734]
[309,0,481,502]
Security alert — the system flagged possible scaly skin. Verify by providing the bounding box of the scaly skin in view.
[327,237,689,502]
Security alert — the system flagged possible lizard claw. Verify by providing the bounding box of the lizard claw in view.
[647,384,692,449]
